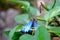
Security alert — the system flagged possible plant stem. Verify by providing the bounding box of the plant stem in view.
[37,17,46,21]
[52,0,56,9]
[41,2,50,11]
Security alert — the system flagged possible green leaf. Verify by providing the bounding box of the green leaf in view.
[12,32,22,40]
[19,34,33,40]
[19,26,51,40]
[28,7,40,16]
[17,1,30,8]
[55,0,60,7]
[47,0,56,9]
[37,26,51,40]
[49,27,60,37]
[15,14,30,24]
[8,25,22,40]
[44,7,60,21]
[47,0,55,9]
[37,21,46,26]
[7,0,30,8]
[48,0,60,9]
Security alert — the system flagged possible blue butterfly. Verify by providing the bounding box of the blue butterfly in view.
[21,20,38,34]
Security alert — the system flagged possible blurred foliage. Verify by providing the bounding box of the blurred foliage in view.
[2,0,60,40]
[19,26,51,40]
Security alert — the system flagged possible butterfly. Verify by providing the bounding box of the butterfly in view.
[21,19,38,34]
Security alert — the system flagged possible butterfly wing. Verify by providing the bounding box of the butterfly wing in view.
[21,21,33,33]
[34,21,39,30]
